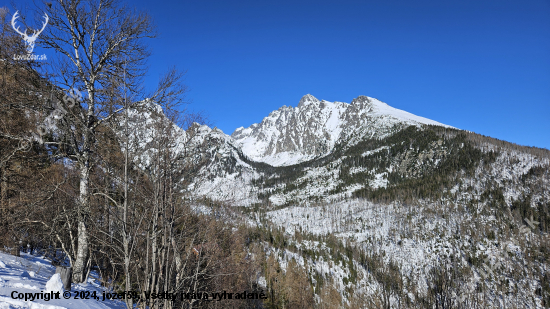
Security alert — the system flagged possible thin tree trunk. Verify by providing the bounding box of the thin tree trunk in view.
[73,158,90,283]
[122,65,133,309]
[73,220,89,282]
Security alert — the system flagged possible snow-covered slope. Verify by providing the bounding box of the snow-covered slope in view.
[183,123,259,204]
[117,102,258,203]
[232,95,453,166]
[0,252,125,309]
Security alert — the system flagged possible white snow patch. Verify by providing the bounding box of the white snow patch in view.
[45,274,63,293]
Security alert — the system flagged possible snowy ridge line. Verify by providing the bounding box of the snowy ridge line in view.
[232,94,453,166]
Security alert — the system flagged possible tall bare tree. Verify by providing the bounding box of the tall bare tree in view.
[36,0,185,282]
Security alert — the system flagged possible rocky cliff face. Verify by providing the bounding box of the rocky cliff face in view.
[231,94,451,166]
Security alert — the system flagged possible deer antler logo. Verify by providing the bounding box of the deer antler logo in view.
[11,11,49,54]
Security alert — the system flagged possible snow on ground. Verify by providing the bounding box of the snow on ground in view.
[361,146,389,157]
[262,197,547,308]
[266,200,455,274]
[0,252,125,309]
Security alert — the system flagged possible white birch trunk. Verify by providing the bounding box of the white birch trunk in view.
[73,150,90,283]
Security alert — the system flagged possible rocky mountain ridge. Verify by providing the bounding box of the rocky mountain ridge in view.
[138,94,548,210]
[231,94,452,166]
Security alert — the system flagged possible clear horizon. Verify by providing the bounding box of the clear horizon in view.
[12,0,550,150]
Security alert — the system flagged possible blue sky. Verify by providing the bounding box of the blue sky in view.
[18,0,550,149]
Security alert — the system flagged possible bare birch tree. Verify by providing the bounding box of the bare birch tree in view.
[36,0,185,283]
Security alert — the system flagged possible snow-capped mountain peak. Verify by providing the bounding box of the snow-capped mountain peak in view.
[231,95,452,166]
[297,94,320,108]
